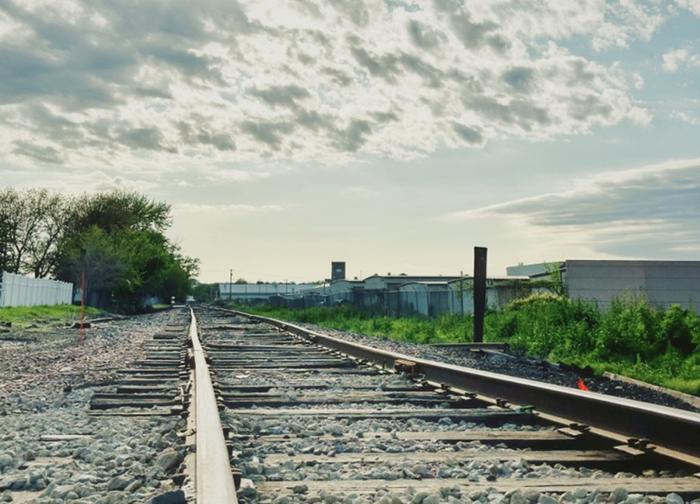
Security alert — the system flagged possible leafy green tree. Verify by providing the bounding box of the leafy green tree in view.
[0,188,70,277]
[67,190,170,235]
[191,281,219,303]
[54,191,198,312]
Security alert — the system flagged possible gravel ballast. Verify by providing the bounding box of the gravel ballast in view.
[281,321,698,412]
[0,309,187,503]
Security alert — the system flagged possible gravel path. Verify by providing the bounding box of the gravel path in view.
[288,323,698,412]
[0,310,187,503]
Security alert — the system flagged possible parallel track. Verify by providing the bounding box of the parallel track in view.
[89,306,700,502]
[198,306,700,502]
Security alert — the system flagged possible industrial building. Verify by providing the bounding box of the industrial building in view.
[396,277,529,318]
[217,261,532,318]
[507,260,700,312]
[217,259,700,317]
[217,282,318,302]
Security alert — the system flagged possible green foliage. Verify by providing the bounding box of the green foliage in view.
[0,304,101,326]
[67,191,170,235]
[0,188,199,313]
[191,282,219,303]
[236,295,700,396]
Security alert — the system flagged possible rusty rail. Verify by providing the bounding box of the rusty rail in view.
[218,306,700,467]
[189,308,238,503]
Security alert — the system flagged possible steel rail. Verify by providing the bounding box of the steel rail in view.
[189,308,238,503]
[219,307,700,465]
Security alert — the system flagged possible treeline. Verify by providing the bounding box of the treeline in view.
[0,189,198,312]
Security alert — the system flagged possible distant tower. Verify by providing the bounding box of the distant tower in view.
[331,261,346,281]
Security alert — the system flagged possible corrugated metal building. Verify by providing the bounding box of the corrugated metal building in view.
[363,275,463,314]
[395,277,529,318]
[327,279,364,305]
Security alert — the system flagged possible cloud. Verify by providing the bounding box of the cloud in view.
[173,203,283,216]
[662,48,700,72]
[672,110,700,125]
[451,123,484,146]
[248,85,310,108]
[0,0,663,168]
[676,0,700,16]
[445,159,700,256]
[12,140,63,164]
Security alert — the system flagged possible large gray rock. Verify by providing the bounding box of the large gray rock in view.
[612,489,629,504]
[106,476,131,491]
[0,454,13,470]
[149,491,186,504]
[155,449,181,472]
[665,494,684,504]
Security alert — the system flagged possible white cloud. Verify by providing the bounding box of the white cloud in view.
[676,0,700,16]
[661,48,700,72]
[672,110,700,125]
[0,0,659,170]
[172,203,283,216]
[444,159,700,257]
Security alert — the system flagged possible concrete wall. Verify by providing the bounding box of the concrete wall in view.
[565,260,700,311]
[0,272,73,307]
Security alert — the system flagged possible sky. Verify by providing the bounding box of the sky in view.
[1,0,699,283]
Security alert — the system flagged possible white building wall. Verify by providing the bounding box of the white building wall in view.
[0,272,74,307]
[565,260,700,311]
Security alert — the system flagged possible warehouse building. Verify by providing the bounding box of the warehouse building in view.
[218,283,318,303]
[327,279,364,305]
[396,277,529,318]
[363,274,463,313]
[508,260,700,311]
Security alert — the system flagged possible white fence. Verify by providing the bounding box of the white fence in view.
[0,271,74,307]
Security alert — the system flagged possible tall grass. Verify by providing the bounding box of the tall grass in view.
[236,295,700,396]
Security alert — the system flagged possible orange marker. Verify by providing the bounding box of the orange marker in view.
[576,377,589,391]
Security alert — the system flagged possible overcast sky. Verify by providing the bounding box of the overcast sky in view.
[1,0,699,282]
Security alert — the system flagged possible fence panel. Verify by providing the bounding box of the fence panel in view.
[0,272,74,307]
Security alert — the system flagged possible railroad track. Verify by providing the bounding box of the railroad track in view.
[91,306,700,502]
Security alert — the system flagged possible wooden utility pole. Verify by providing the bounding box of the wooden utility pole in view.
[473,247,487,343]
[229,269,233,302]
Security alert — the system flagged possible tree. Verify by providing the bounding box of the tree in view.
[56,226,127,308]
[191,281,218,302]
[29,192,71,278]
[545,262,565,296]
[64,190,169,235]
[0,188,69,277]
[54,191,199,311]
[1,188,199,312]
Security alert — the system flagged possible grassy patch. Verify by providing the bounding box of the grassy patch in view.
[0,304,101,328]
[231,296,700,396]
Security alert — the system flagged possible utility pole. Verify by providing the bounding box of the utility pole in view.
[229,269,233,302]
[473,247,487,343]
